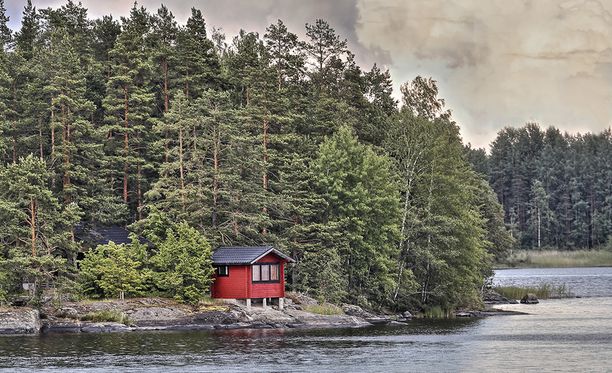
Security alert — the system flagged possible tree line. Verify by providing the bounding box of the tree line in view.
[0,1,511,311]
[467,124,612,251]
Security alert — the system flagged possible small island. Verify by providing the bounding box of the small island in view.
[0,0,610,342]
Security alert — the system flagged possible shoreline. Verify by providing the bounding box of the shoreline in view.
[0,294,527,336]
[0,296,387,336]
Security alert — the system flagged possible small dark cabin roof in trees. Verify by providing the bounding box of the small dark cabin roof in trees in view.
[213,246,295,265]
[75,225,147,247]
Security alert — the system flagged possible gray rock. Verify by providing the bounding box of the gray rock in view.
[81,322,131,333]
[129,307,189,326]
[0,308,42,335]
[520,293,539,304]
[341,304,373,318]
[402,311,413,319]
[484,289,519,304]
[193,310,240,325]
[55,307,79,319]
[365,316,391,325]
[285,292,318,306]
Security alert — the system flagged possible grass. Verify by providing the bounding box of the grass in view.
[303,303,344,315]
[423,306,452,319]
[500,249,612,268]
[80,310,132,325]
[493,283,572,300]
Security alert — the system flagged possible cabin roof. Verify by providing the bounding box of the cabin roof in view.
[212,246,295,265]
[75,224,147,247]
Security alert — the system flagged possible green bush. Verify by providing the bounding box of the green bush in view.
[79,241,144,300]
[423,306,451,318]
[81,310,132,325]
[494,283,572,300]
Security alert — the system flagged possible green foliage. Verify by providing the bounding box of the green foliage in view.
[149,222,215,304]
[502,249,612,268]
[423,305,451,319]
[385,82,492,311]
[301,126,400,306]
[0,3,523,313]
[79,241,144,299]
[494,283,572,300]
[489,125,611,250]
[81,309,131,325]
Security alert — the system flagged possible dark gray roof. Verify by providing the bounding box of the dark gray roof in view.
[75,224,148,247]
[212,246,295,265]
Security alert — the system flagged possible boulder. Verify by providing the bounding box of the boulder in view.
[0,308,42,334]
[520,293,539,304]
[285,292,318,306]
[402,311,413,319]
[54,307,79,319]
[341,304,373,318]
[81,322,131,333]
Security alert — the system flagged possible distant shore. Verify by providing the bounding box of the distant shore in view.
[495,249,612,269]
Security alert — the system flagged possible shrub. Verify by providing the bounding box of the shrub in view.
[494,283,572,300]
[81,310,132,325]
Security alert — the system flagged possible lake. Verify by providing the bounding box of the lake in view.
[1,267,612,372]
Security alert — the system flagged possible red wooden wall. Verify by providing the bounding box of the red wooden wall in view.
[211,252,287,299]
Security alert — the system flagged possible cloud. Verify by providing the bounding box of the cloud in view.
[356,0,612,148]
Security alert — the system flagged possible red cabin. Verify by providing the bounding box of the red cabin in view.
[211,246,295,309]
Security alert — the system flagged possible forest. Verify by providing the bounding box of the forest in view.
[467,125,612,251]
[0,1,607,312]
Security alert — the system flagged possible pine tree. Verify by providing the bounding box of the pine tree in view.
[175,8,220,99]
[101,5,156,219]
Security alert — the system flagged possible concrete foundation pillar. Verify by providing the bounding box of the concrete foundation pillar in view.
[262,298,267,308]
[246,299,251,309]
[279,297,284,310]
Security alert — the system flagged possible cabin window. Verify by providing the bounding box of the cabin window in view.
[252,263,280,283]
[217,265,229,276]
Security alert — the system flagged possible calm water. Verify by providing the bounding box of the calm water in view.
[1,268,612,372]
[493,266,612,297]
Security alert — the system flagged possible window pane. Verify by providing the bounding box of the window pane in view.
[271,264,279,281]
[252,265,260,281]
[261,264,270,281]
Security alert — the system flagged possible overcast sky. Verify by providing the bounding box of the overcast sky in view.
[5,0,612,149]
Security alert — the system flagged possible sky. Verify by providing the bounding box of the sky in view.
[5,0,612,149]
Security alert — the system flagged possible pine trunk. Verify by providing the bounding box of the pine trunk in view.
[537,207,541,248]
[38,119,43,160]
[30,198,36,257]
[137,162,142,220]
[212,127,220,227]
[62,104,71,199]
[163,60,170,163]
[262,117,269,235]
[179,127,185,210]
[123,86,129,204]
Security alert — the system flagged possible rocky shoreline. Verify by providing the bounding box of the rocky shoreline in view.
[0,294,396,335]
[0,291,524,336]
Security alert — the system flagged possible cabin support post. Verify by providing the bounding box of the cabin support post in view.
[278,297,284,310]
[262,298,267,308]
[246,299,251,309]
